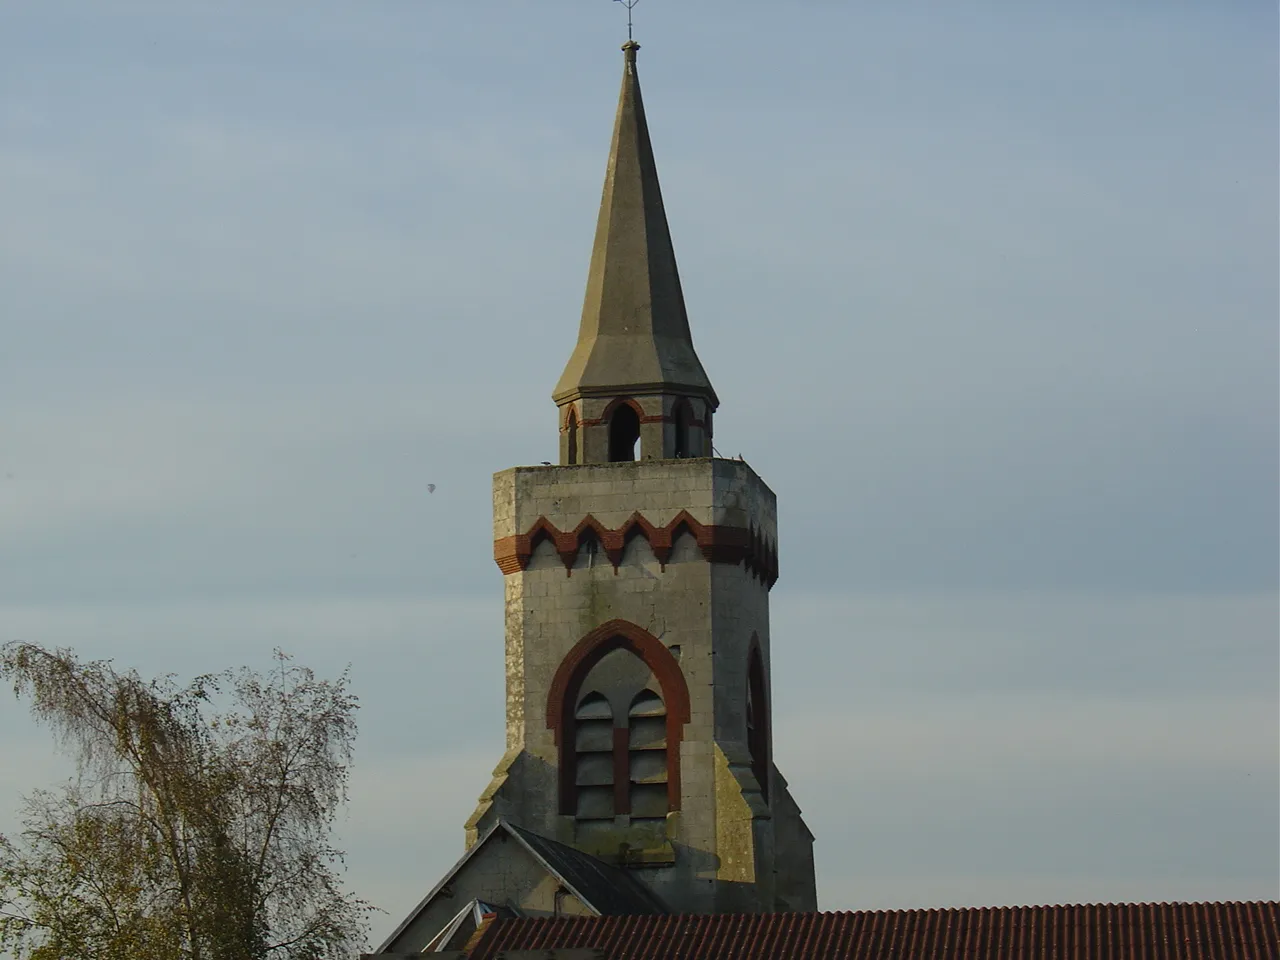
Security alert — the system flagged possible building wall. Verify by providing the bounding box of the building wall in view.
[771,770,819,912]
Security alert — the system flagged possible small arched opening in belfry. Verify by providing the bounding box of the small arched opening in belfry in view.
[608,401,641,462]
[672,399,695,458]
[746,641,770,804]
[566,407,579,465]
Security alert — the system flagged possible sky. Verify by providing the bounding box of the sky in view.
[1,0,1277,950]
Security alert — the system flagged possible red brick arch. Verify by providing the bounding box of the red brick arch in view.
[561,403,580,431]
[547,619,691,815]
[599,395,649,423]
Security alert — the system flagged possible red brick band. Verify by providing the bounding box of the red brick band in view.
[493,510,778,587]
[572,414,708,429]
[564,397,708,430]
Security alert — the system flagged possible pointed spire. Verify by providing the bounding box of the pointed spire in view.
[553,41,717,410]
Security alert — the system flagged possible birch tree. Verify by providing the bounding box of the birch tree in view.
[0,643,373,960]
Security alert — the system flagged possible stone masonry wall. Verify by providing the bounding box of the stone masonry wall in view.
[465,458,801,913]
[387,837,592,951]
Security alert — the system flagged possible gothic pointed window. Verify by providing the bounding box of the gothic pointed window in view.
[566,408,579,465]
[608,402,641,462]
[672,399,694,458]
[551,622,690,820]
[746,645,770,803]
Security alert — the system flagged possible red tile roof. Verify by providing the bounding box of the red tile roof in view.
[467,901,1279,960]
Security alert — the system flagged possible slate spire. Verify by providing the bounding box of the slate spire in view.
[553,41,718,412]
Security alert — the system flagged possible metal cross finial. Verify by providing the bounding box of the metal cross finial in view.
[614,0,640,41]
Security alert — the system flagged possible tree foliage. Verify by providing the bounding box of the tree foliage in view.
[0,643,373,960]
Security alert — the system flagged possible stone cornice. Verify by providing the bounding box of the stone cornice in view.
[552,382,719,406]
[494,509,778,588]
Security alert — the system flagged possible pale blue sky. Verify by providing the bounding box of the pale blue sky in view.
[1,0,1276,949]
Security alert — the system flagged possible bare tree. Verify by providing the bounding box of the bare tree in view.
[0,644,373,960]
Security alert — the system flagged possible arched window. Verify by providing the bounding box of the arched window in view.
[566,408,578,465]
[574,693,615,819]
[746,644,770,803]
[608,403,641,462]
[628,690,668,819]
[549,620,690,820]
[672,399,694,458]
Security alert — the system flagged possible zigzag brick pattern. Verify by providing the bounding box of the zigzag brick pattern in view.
[493,510,778,587]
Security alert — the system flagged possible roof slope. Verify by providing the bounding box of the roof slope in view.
[467,901,1280,960]
[375,819,665,953]
[505,823,667,917]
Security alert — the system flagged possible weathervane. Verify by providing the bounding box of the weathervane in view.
[614,0,640,41]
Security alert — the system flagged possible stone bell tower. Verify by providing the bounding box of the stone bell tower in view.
[464,41,816,915]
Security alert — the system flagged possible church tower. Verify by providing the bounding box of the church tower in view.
[373,36,1280,960]
[464,41,816,915]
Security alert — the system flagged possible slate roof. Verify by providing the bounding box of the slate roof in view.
[466,900,1280,960]
[374,819,665,954]
[504,822,667,917]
